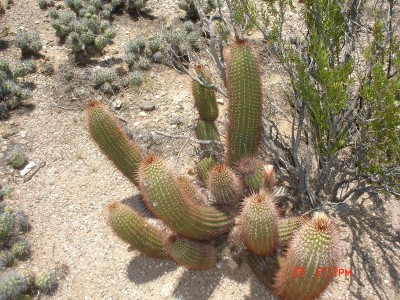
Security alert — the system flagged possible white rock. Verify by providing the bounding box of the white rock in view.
[111,100,122,109]
[20,131,27,138]
[138,112,147,117]
[133,122,140,127]
[20,162,36,177]
[217,98,224,104]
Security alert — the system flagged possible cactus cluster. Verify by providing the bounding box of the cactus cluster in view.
[0,206,31,270]
[124,35,164,71]
[38,0,54,10]
[0,59,36,119]
[47,1,119,55]
[14,29,42,56]
[87,40,343,299]
[0,268,58,299]
[164,21,201,57]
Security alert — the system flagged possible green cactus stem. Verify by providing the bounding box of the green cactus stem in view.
[196,156,217,184]
[224,40,263,166]
[34,270,57,294]
[165,235,217,270]
[177,176,208,206]
[236,156,266,193]
[107,202,169,259]
[247,253,280,290]
[278,216,307,247]
[239,192,279,256]
[192,66,218,121]
[195,120,220,142]
[138,156,234,240]
[207,164,242,206]
[0,271,28,300]
[274,213,342,300]
[86,102,143,185]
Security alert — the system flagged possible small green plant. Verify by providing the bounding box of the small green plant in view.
[7,148,27,169]
[34,270,57,294]
[0,59,35,119]
[90,68,117,87]
[14,30,42,56]
[38,0,54,9]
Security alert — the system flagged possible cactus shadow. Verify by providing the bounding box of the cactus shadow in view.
[127,256,177,284]
[172,268,222,300]
[338,192,400,300]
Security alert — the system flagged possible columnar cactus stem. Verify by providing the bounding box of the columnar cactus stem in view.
[224,39,263,166]
[192,66,218,121]
[278,216,308,247]
[165,235,217,270]
[86,102,143,185]
[107,202,169,258]
[197,157,217,184]
[196,120,220,141]
[239,192,279,256]
[274,213,342,300]
[207,164,242,206]
[177,176,208,206]
[236,156,266,193]
[138,156,234,240]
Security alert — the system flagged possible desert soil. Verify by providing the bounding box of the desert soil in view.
[0,0,399,299]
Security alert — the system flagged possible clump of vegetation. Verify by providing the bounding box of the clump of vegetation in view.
[38,0,54,9]
[14,29,42,56]
[164,21,200,57]
[0,59,35,119]
[124,35,164,70]
[0,203,59,298]
[0,206,31,268]
[34,270,57,294]
[48,1,117,57]
[6,148,27,169]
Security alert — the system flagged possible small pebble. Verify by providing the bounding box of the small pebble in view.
[139,101,156,112]
[111,100,122,109]
[138,112,147,117]
[217,98,224,104]
[20,131,27,138]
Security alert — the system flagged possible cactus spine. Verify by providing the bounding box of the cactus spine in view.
[192,66,218,121]
[165,235,217,270]
[225,40,263,166]
[138,156,234,240]
[107,202,169,258]
[275,213,341,300]
[239,192,279,256]
[86,102,143,185]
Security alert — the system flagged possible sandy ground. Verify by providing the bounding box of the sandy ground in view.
[0,1,399,299]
